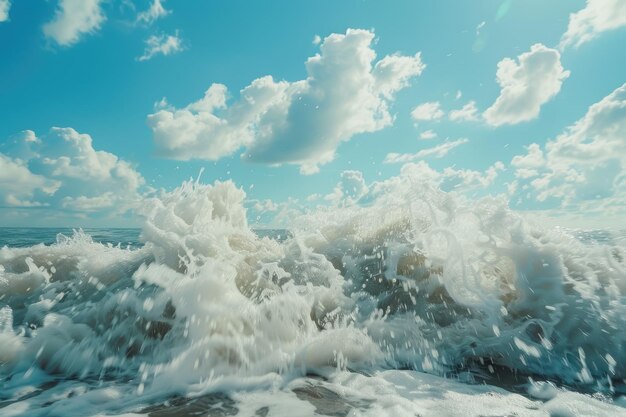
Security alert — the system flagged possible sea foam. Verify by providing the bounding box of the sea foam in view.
[1,176,625,416]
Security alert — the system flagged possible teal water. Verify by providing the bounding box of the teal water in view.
[0,228,290,248]
[0,228,142,248]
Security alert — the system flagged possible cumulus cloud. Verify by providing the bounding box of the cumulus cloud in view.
[0,128,145,217]
[384,138,468,164]
[266,160,505,226]
[560,0,626,49]
[440,161,505,192]
[147,29,425,174]
[449,101,479,122]
[362,160,505,206]
[510,83,626,213]
[0,155,60,207]
[138,31,183,61]
[325,163,502,208]
[136,0,170,25]
[0,0,10,22]
[339,170,369,200]
[43,0,105,46]
[325,170,369,205]
[511,143,545,180]
[250,198,279,213]
[419,129,437,140]
[410,101,444,121]
[483,44,570,126]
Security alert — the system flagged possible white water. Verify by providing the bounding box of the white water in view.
[1,174,625,416]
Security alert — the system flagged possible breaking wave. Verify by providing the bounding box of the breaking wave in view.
[1,175,625,416]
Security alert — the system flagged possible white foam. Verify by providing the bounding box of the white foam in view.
[0,176,624,415]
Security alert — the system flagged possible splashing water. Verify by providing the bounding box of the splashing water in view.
[1,177,625,416]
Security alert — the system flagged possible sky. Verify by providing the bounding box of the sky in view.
[0,0,625,229]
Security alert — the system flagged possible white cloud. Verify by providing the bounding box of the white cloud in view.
[149,79,288,161]
[0,128,145,216]
[251,198,278,212]
[278,162,505,226]
[62,193,117,211]
[138,31,183,61]
[419,129,437,140]
[510,83,626,213]
[0,0,10,22]
[483,44,570,126]
[136,0,170,25]
[38,128,144,191]
[441,161,504,192]
[325,170,369,205]
[43,0,105,46]
[0,154,60,207]
[449,101,479,122]
[2,130,41,161]
[323,163,501,209]
[366,160,504,203]
[147,29,425,174]
[21,130,38,142]
[306,193,321,202]
[560,0,626,49]
[339,170,369,200]
[511,143,545,170]
[410,101,444,121]
[384,138,469,164]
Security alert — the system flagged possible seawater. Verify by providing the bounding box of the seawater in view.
[0,229,142,249]
[0,228,288,249]
[1,178,625,417]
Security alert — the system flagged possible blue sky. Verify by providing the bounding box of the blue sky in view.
[0,0,625,228]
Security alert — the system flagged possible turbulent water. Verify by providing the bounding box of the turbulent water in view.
[1,178,625,417]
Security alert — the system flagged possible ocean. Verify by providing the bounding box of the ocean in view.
[0,228,290,249]
[1,179,625,416]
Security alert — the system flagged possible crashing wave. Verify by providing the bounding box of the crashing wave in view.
[1,174,625,414]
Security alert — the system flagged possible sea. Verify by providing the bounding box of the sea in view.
[1,179,625,417]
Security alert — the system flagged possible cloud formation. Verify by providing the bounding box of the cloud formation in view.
[0,0,10,22]
[325,170,370,205]
[147,29,425,174]
[439,161,504,192]
[0,128,145,217]
[384,138,468,164]
[419,130,437,140]
[363,161,505,205]
[483,44,569,126]
[0,154,59,207]
[560,0,626,49]
[136,0,170,25]
[410,101,444,121]
[449,101,479,122]
[43,0,105,46]
[510,83,626,214]
[139,31,183,61]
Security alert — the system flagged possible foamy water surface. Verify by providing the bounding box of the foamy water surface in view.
[1,178,625,417]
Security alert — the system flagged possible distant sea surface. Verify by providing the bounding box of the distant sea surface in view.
[0,227,290,248]
[0,227,142,248]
